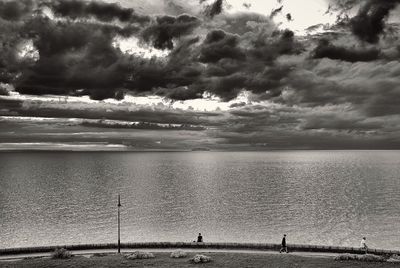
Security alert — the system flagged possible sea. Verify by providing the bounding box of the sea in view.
[0,151,399,250]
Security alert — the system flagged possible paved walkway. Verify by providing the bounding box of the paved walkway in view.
[0,248,338,261]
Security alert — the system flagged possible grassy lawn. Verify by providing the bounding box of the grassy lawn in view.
[1,252,400,268]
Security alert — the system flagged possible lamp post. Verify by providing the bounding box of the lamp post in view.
[118,194,121,253]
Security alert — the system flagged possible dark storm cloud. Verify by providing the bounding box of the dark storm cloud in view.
[123,37,204,100]
[80,119,206,131]
[0,0,150,100]
[15,17,134,100]
[0,0,34,21]
[2,0,400,150]
[199,30,245,63]
[187,27,302,101]
[249,29,302,62]
[204,0,223,18]
[0,0,303,102]
[0,87,8,96]
[277,55,400,121]
[210,101,400,150]
[229,102,246,108]
[141,14,201,50]
[4,92,397,150]
[312,39,381,62]
[0,95,222,126]
[350,0,400,43]
[126,12,300,102]
[330,0,400,56]
[0,0,398,113]
[270,5,283,19]
[299,114,383,131]
[47,0,150,24]
[0,14,35,85]
[0,97,23,110]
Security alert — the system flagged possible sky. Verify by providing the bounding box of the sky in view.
[1,0,400,150]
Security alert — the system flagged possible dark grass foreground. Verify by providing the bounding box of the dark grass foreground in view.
[1,252,400,268]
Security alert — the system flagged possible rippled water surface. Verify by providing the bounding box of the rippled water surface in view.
[1,151,400,249]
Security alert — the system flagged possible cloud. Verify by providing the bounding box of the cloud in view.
[0,0,34,21]
[270,5,283,19]
[47,0,150,24]
[80,119,206,131]
[0,0,301,102]
[2,0,400,150]
[229,101,246,108]
[0,94,223,126]
[199,30,245,63]
[350,0,400,43]
[214,12,274,36]
[329,0,400,43]
[243,3,251,9]
[204,0,223,18]
[299,114,383,131]
[0,83,11,95]
[141,14,201,50]
[15,17,134,100]
[0,21,32,84]
[2,89,400,150]
[278,56,400,121]
[312,39,381,62]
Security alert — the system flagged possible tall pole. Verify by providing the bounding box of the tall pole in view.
[118,194,121,253]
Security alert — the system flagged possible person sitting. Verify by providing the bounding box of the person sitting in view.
[197,233,203,243]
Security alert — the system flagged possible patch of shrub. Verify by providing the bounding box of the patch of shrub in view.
[190,254,211,264]
[387,254,400,263]
[170,250,188,258]
[51,248,72,259]
[125,251,155,260]
[335,254,385,262]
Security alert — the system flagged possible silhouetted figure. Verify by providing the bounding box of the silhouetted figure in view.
[279,234,288,253]
[197,233,203,243]
[360,237,368,254]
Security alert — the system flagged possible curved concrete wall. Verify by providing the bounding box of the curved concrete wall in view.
[0,242,399,256]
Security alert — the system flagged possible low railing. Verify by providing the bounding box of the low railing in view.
[0,242,399,256]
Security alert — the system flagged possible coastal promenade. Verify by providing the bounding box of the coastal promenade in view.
[1,242,399,259]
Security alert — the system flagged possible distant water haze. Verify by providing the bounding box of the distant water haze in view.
[0,151,399,250]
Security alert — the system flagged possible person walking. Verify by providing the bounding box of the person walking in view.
[279,234,288,253]
[360,237,368,254]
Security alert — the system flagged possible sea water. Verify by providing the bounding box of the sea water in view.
[0,151,399,250]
